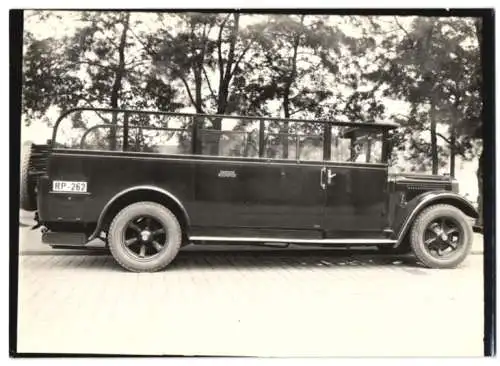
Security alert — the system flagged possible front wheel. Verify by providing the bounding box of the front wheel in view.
[108,202,182,272]
[410,204,473,269]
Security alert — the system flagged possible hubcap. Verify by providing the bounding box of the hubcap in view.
[423,217,463,259]
[140,230,152,242]
[121,215,168,260]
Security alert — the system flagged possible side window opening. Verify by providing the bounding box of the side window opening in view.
[336,127,383,164]
[123,114,192,154]
[58,110,125,151]
[263,121,324,162]
[58,110,193,155]
[198,117,260,158]
[55,109,391,164]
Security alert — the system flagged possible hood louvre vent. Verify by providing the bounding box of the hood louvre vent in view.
[407,184,449,190]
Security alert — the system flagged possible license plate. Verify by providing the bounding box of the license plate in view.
[52,180,88,193]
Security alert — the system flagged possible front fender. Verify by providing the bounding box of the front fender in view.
[394,190,479,244]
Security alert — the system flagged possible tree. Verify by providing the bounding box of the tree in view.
[362,15,482,221]
[239,14,357,158]
[362,16,480,174]
[140,13,266,115]
[23,10,182,149]
[133,12,270,154]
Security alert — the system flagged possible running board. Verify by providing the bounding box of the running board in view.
[42,231,88,246]
[189,236,397,245]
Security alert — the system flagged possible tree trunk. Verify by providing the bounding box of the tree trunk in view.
[449,93,462,177]
[109,13,130,151]
[474,18,482,46]
[421,22,438,174]
[476,148,483,226]
[281,15,304,159]
[366,138,372,163]
[209,14,240,156]
[449,127,456,177]
[430,102,438,175]
[194,69,203,110]
[217,13,240,116]
[282,93,291,159]
[474,18,483,226]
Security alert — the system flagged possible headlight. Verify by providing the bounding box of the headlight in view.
[451,179,459,194]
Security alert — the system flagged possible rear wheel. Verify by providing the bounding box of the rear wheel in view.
[410,204,473,269]
[108,202,182,272]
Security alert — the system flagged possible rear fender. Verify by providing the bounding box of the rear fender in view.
[88,185,191,241]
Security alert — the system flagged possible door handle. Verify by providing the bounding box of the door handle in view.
[327,169,336,185]
[320,167,326,189]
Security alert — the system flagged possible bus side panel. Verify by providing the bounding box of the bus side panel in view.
[39,151,195,226]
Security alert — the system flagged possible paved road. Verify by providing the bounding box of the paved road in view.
[18,211,485,255]
[16,213,485,357]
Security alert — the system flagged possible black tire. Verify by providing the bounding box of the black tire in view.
[108,202,182,272]
[20,142,37,211]
[410,204,473,269]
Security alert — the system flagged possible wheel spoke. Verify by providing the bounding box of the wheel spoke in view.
[145,217,152,229]
[446,240,458,250]
[125,237,138,246]
[426,225,438,234]
[425,236,437,245]
[128,222,142,233]
[139,244,146,258]
[441,218,447,232]
[446,227,459,235]
[152,228,165,237]
[152,240,163,252]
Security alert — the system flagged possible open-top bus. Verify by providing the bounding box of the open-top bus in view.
[20,108,479,272]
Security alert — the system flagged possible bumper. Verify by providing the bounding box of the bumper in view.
[473,225,483,234]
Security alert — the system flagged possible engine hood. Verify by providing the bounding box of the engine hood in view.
[389,172,456,196]
[389,172,454,183]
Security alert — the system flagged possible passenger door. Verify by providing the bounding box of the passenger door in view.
[191,158,325,237]
[321,130,388,238]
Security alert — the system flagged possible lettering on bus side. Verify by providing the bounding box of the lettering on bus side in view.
[218,170,237,178]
